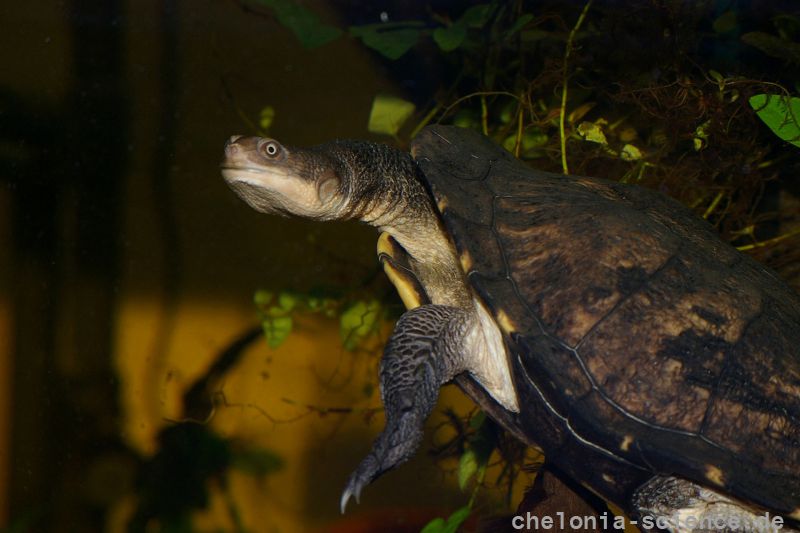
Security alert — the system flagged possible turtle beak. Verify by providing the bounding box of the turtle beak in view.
[223,135,245,157]
[221,135,261,175]
[221,135,286,187]
[228,134,245,143]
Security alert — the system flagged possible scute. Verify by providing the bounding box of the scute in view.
[411,125,800,515]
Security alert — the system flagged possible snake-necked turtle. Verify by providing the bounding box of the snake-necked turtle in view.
[221,125,800,530]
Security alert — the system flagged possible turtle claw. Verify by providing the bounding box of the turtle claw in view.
[339,481,359,514]
[340,454,375,513]
[339,445,386,513]
[339,406,425,512]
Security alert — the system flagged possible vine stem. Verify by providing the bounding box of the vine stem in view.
[409,104,441,140]
[737,227,800,252]
[702,191,725,220]
[559,0,594,174]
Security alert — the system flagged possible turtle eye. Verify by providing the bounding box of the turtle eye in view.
[259,140,283,159]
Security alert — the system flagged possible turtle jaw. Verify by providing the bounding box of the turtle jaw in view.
[222,135,346,220]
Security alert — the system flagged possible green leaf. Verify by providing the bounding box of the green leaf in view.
[259,105,275,132]
[254,290,273,307]
[712,10,738,34]
[693,119,711,151]
[458,449,478,490]
[277,291,298,311]
[502,129,549,155]
[443,507,471,533]
[262,315,293,348]
[339,299,382,350]
[433,24,467,52]
[620,144,643,161]
[420,517,447,533]
[368,94,416,136]
[470,424,496,466]
[749,94,800,148]
[577,121,608,145]
[459,4,493,28]
[508,14,534,36]
[350,24,422,60]
[253,0,342,48]
[421,506,471,533]
[262,291,298,317]
[458,414,496,491]
[742,32,800,63]
[468,411,486,430]
[452,109,479,130]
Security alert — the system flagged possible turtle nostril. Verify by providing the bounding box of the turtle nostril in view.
[225,135,244,156]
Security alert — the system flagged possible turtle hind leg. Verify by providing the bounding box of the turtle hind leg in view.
[633,476,796,532]
[340,304,467,512]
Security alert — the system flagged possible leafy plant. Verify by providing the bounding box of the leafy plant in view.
[254,289,387,351]
[457,412,495,492]
[368,94,416,137]
[420,505,471,533]
[749,93,800,148]
[248,0,528,59]
[339,299,383,350]
[350,22,424,60]
[251,0,341,48]
[421,412,497,533]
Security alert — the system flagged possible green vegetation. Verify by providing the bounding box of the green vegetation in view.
[750,94,800,148]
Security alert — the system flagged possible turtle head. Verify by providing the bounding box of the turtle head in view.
[222,135,350,220]
[222,135,430,226]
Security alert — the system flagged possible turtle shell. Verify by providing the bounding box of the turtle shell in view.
[411,125,800,518]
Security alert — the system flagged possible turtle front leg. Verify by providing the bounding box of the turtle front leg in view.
[340,304,467,512]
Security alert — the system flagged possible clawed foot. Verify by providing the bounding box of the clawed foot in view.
[340,393,425,513]
[339,304,465,512]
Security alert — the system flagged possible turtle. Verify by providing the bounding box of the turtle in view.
[221,124,800,531]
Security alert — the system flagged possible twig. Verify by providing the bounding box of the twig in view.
[737,227,800,252]
[702,191,725,220]
[481,95,489,136]
[514,94,524,158]
[559,0,594,174]
[439,91,520,123]
[409,104,442,139]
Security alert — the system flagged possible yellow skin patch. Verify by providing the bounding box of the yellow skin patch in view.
[704,464,725,487]
[602,473,615,484]
[620,434,634,452]
[378,232,423,310]
[383,261,422,310]
[459,250,473,273]
[791,508,800,521]
[377,231,395,258]
[495,309,517,335]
